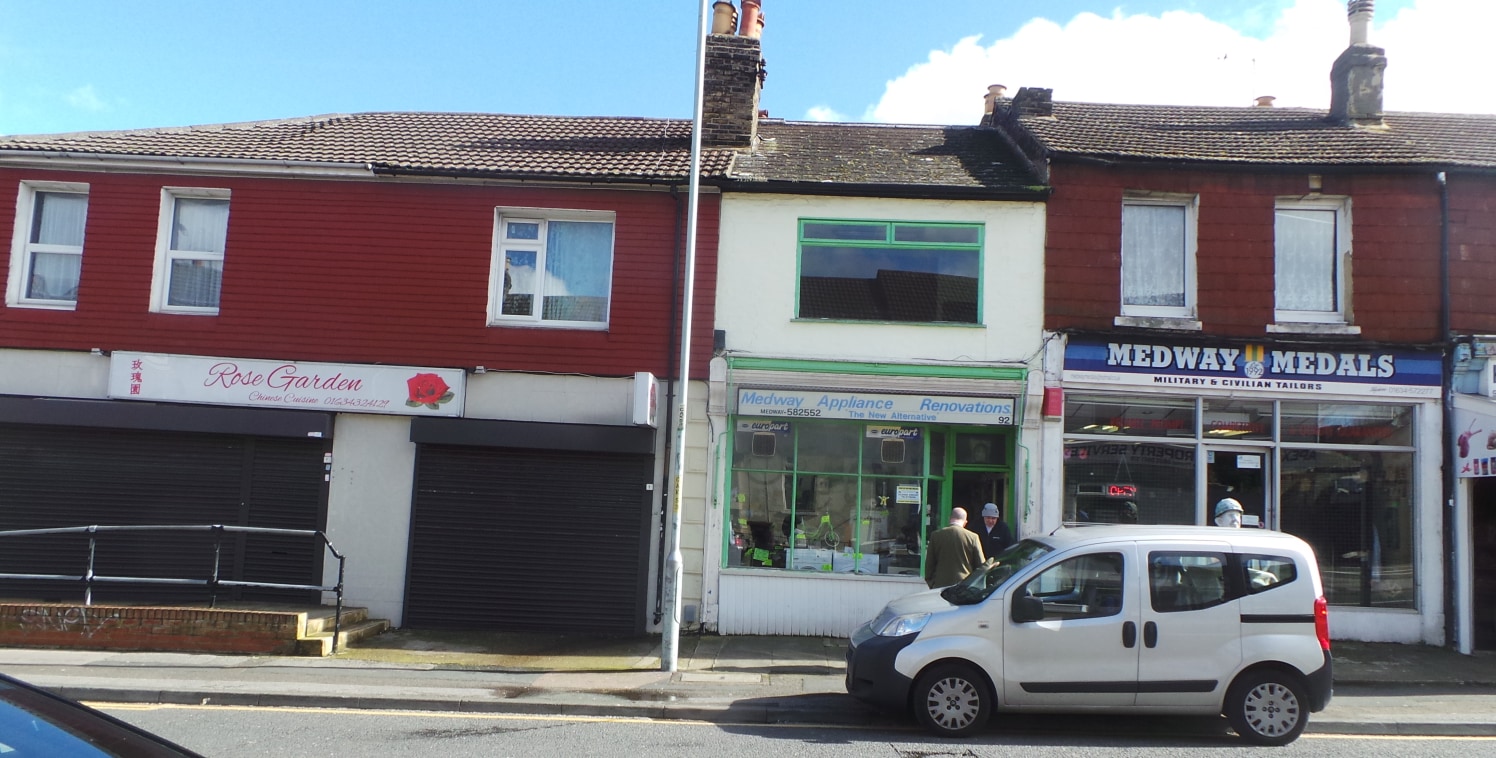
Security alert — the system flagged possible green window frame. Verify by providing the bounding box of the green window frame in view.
[796,218,983,324]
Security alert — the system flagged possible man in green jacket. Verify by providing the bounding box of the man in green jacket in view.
[926,507,984,588]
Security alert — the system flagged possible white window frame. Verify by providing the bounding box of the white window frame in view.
[150,187,231,315]
[487,207,616,329]
[1274,196,1351,325]
[6,181,89,310]
[1120,193,1198,321]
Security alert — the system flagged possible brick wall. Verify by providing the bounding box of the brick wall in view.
[0,603,304,654]
[702,34,761,147]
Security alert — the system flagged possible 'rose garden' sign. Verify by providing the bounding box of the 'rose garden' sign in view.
[107,352,466,417]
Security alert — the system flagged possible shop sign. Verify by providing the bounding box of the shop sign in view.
[736,388,1014,425]
[107,352,466,417]
[1064,339,1440,398]
[1455,403,1496,478]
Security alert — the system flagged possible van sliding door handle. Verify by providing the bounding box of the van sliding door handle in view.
[1143,621,1158,648]
[1122,621,1137,648]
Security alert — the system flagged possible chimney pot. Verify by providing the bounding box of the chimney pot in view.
[711,1,737,35]
[1348,0,1374,45]
[984,84,1007,114]
[1254,95,1276,107]
[739,0,763,38]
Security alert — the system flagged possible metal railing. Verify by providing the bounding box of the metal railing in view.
[0,524,348,653]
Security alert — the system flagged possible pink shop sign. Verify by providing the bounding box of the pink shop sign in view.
[107,352,466,417]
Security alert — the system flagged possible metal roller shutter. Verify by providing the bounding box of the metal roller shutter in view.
[0,423,326,604]
[405,444,652,633]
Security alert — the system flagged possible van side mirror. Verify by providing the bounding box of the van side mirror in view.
[1012,594,1044,623]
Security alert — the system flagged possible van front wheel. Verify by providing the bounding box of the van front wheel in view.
[1226,669,1308,746]
[912,663,991,738]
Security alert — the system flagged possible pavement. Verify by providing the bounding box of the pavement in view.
[3,630,1496,738]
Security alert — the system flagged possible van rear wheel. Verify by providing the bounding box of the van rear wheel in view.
[912,662,991,738]
[1226,669,1308,746]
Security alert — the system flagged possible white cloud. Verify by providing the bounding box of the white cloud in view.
[65,85,107,112]
[869,0,1494,124]
[804,105,845,121]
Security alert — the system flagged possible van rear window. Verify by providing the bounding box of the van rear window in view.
[1243,554,1297,593]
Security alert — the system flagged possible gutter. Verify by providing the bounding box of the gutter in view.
[716,180,1049,201]
[0,149,376,178]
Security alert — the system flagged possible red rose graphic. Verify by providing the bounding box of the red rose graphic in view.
[406,373,453,409]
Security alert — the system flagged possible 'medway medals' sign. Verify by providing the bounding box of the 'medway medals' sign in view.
[1064,339,1440,399]
[108,352,466,417]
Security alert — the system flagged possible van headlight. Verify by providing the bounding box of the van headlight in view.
[873,612,931,637]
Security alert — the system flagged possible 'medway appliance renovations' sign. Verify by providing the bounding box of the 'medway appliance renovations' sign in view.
[1064,339,1441,398]
[108,352,467,417]
[737,388,1014,425]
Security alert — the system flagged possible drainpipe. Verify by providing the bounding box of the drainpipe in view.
[1439,170,1455,649]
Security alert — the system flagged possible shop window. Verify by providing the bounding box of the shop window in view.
[489,208,614,328]
[1064,395,1196,438]
[1280,448,1413,609]
[1203,397,1273,441]
[1274,197,1350,325]
[1121,195,1196,319]
[863,427,925,477]
[1280,402,1413,446]
[151,188,229,314]
[725,418,942,578]
[7,182,88,309]
[796,219,981,324]
[1064,441,1196,525]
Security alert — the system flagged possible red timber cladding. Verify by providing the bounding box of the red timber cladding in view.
[0,168,719,378]
[1448,173,1496,334]
[1044,163,1443,343]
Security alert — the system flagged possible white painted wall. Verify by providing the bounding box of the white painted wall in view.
[718,571,925,636]
[323,413,415,625]
[702,195,1049,635]
[714,194,1047,362]
[0,348,109,397]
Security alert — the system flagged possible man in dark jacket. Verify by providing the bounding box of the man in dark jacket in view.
[969,502,1013,559]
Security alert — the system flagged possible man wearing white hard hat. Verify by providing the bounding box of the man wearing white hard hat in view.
[1214,498,1245,528]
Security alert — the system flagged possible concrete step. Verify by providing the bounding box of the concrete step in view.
[304,606,369,636]
[298,618,390,657]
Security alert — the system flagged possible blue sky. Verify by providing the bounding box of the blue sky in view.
[0,0,1479,137]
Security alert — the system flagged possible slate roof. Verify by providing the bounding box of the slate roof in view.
[1011,102,1496,169]
[0,112,736,182]
[730,120,1043,195]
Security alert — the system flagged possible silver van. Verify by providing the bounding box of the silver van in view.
[845,525,1332,745]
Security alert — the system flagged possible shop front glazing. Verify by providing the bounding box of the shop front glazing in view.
[726,418,1012,581]
[1062,393,1416,609]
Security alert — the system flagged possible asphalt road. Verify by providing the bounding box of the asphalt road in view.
[100,702,1496,758]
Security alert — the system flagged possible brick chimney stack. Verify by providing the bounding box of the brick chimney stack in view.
[1329,0,1386,126]
[703,2,766,148]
